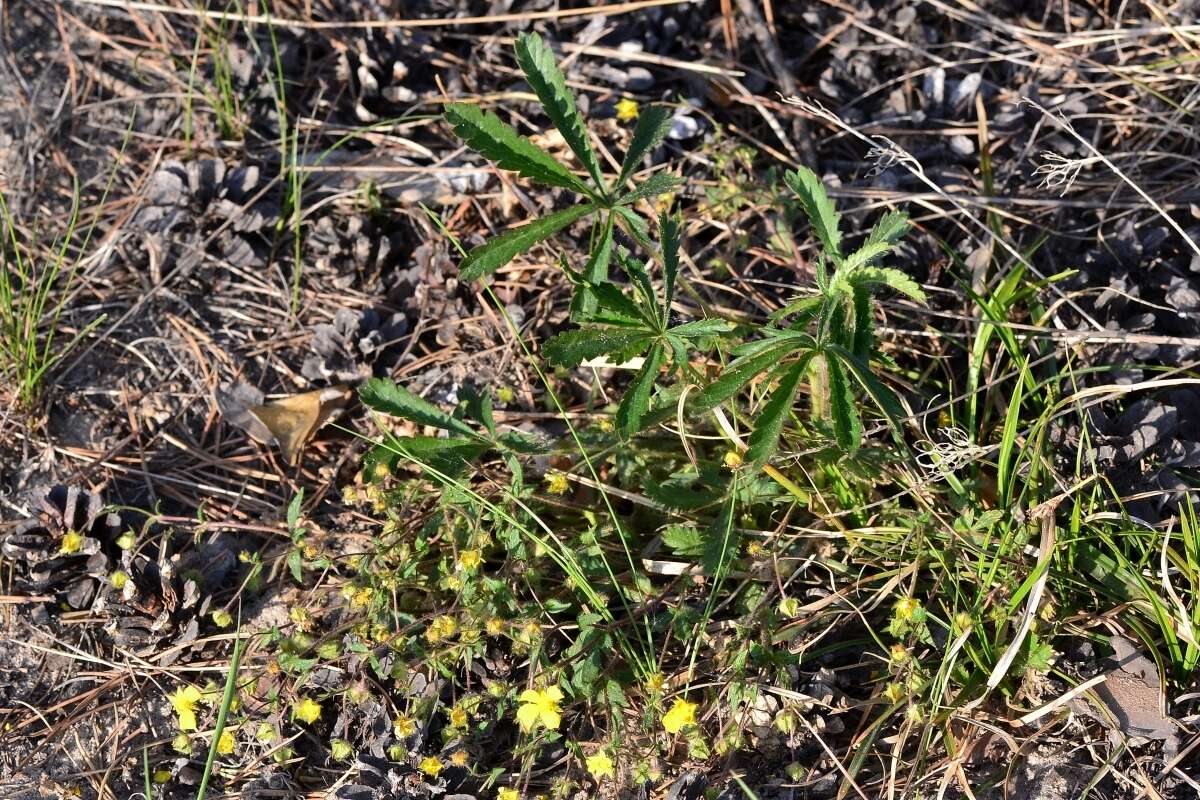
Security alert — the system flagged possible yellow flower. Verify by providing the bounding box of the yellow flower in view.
[449,705,469,728]
[544,471,570,495]
[486,617,506,636]
[645,672,667,694]
[449,750,470,767]
[109,570,129,590]
[215,730,235,755]
[585,751,614,779]
[723,449,743,468]
[60,531,84,554]
[894,597,921,621]
[889,643,909,664]
[169,685,204,731]
[516,686,564,732]
[426,614,458,644]
[662,698,697,734]
[211,609,233,628]
[457,549,482,571]
[293,697,322,725]
[884,682,904,703]
[394,715,417,738]
[615,98,640,121]
[498,789,520,800]
[153,769,172,784]
[419,755,443,777]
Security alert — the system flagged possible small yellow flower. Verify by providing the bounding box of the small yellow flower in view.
[498,789,520,800]
[585,751,615,779]
[419,755,443,777]
[662,698,697,734]
[60,531,84,554]
[615,98,640,121]
[457,549,483,571]
[723,449,743,468]
[215,730,235,755]
[331,739,354,761]
[894,597,921,621]
[373,461,392,479]
[153,769,172,784]
[544,471,570,495]
[884,682,904,703]
[211,609,233,628]
[109,570,129,590]
[293,697,322,725]
[394,715,417,738]
[449,750,470,767]
[516,686,564,732]
[645,672,667,694]
[889,643,910,664]
[117,532,137,550]
[426,614,457,644]
[486,617,506,636]
[169,685,204,731]
[449,705,469,728]
[351,587,373,610]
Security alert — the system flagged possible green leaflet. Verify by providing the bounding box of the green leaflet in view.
[785,166,842,260]
[850,267,928,303]
[745,356,811,466]
[692,340,803,411]
[668,319,735,338]
[619,106,673,184]
[443,103,591,196]
[616,171,682,206]
[864,210,909,249]
[616,342,665,436]
[360,378,476,437]
[571,213,615,321]
[825,353,862,451]
[660,212,680,321]
[460,204,595,281]
[542,328,652,368]
[515,33,606,192]
[365,435,490,479]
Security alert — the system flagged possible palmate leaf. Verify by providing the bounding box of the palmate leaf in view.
[360,378,477,437]
[849,267,927,303]
[619,106,673,184]
[460,204,595,281]
[617,341,665,436]
[745,355,812,466]
[543,328,652,367]
[824,353,862,451]
[616,171,682,206]
[444,103,592,196]
[515,33,606,192]
[785,166,842,260]
[570,213,615,321]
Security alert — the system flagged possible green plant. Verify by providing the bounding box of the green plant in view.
[0,185,108,408]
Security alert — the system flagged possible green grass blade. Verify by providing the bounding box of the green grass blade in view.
[195,632,244,800]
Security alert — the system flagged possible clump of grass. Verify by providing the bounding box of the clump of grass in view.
[0,185,105,409]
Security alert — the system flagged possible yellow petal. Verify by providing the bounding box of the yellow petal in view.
[216,730,235,755]
[543,686,564,703]
[540,708,561,731]
[177,708,197,732]
[516,702,541,732]
[518,689,542,704]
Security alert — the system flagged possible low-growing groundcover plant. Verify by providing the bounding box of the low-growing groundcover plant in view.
[135,32,1200,800]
